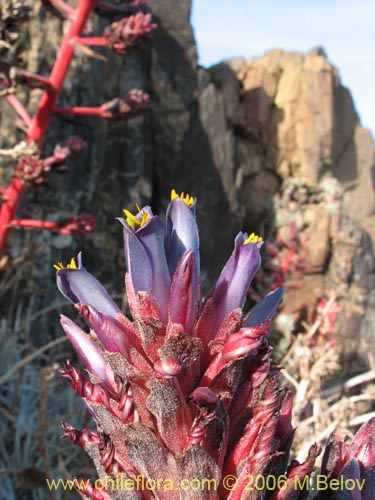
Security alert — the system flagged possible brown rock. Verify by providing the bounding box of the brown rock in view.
[220,49,375,224]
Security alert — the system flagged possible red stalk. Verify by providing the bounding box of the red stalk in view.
[9,219,59,230]
[5,94,32,128]
[28,0,96,145]
[9,215,96,235]
[0,0,96,254]
[54,106,103,115]
[73,37,107,46]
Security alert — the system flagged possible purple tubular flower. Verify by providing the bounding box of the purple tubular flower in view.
[168,249,200,333]
[119,208,170,323]
[60,315,117,395]
[166,196,200,278]
[210,232,262,331]
[56,253,121,321]
[244,287,284,327]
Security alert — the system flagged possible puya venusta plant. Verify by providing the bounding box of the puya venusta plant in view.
[54,189,375,499]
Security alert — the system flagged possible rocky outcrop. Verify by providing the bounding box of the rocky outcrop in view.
[208,49,375,366]
[211,48,375,225]
[272,179,375,368]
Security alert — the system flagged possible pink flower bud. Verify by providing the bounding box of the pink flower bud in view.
[57,214,96,235]
[100,89,150,121]
[104,12,157,55]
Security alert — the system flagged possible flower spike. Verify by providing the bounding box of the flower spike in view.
[55,189,373,500]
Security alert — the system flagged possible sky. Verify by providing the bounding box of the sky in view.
[191,0,375,138]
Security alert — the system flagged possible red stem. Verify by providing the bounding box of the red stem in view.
[28,0,96,145]
[5,94,32,128]
[54,106,102,115]
[74,37,107,46]
[0,0,96,254]
[9,219,58,230]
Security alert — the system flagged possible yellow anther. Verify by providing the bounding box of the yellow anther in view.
[171,188,194,207]
[123,205,150,231]
[53,257,78,271]
[243,232,263,245]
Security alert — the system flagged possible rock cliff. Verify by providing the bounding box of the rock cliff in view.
[211,48,375,225]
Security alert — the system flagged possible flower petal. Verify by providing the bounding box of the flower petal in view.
[56,253,120,321]
[210,232,262,331]
[120,214,170,323]
[244,287,284,327]
[166,197,200,278]
[120,217,153,295]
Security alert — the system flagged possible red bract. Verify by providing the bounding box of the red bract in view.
[14,155,50,185]
[69,478,111,500]
[100,89,150,121]
[57,214,97,235]
[104,12,157,55]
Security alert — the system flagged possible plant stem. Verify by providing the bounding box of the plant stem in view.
[8,219,59,230]
[0,0,96,254]
[28,0,96,145]
[54,106,103,115]
[74,36,107,46]
[5,94,32,128]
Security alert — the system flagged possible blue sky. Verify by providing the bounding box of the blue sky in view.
[191,0,375,138]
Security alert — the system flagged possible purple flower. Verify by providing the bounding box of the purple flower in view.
[118,205,170,323]
[208,231,262,333]
[57,189,343,500]
[166,189,200,278]
[245,287,285,327]
[55,253,121,321]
